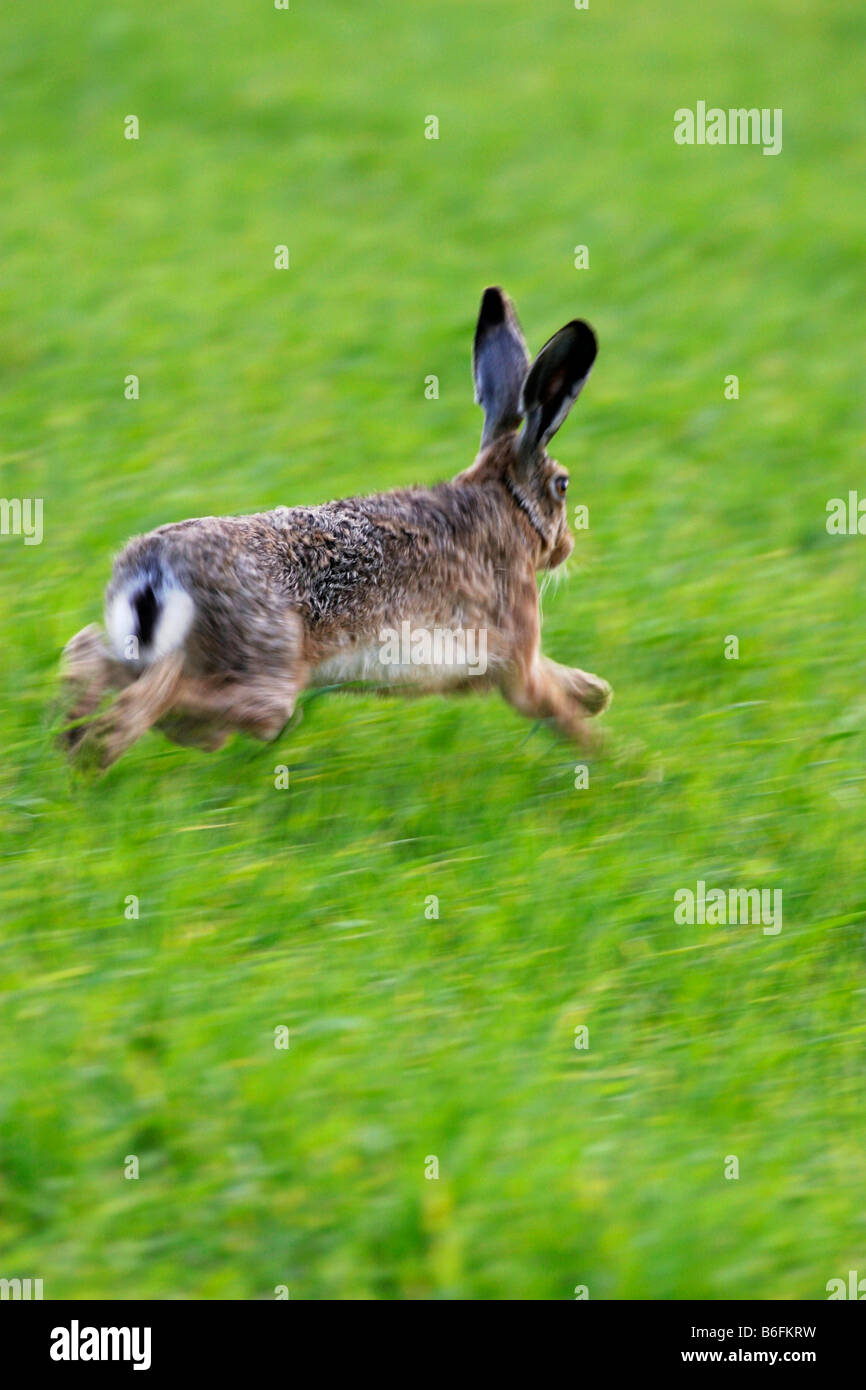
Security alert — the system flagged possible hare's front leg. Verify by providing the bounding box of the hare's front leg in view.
[501,655,599,749]
[544,657,612,716]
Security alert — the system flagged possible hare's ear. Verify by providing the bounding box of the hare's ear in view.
[519,320,597,458]
[473,286,531,449]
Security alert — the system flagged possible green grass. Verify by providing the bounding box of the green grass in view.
[1,0,865,1299]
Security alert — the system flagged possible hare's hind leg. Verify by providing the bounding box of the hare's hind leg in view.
[72,650,185,769]
[167,611,308,744]
[171,668,304,743]
[155,713,229,751]
[59,624,136,752]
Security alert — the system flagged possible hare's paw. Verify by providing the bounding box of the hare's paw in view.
[575,671,613,716]
[546,659,612,716]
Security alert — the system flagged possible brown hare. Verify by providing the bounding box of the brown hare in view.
[60,287,611,768]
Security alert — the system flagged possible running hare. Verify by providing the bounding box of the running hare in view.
[60,287,611,768]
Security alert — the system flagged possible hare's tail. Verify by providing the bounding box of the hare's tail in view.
[106,553,194,666]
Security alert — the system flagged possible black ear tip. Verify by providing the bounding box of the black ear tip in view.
[478,286,508,330]
[570,318,598,353]
[564,319,598,371]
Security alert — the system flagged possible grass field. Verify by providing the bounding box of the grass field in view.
[1,0,864,1299]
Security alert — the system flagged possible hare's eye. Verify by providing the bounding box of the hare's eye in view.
[552,474,569,499]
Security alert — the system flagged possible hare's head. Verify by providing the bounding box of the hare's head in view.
[465,286,597,570]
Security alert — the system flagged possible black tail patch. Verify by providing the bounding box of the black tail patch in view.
[133,583,159,648]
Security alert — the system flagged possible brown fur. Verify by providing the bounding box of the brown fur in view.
[59,291,611,769]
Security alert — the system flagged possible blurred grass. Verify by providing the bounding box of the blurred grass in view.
[1,0,865,1298]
